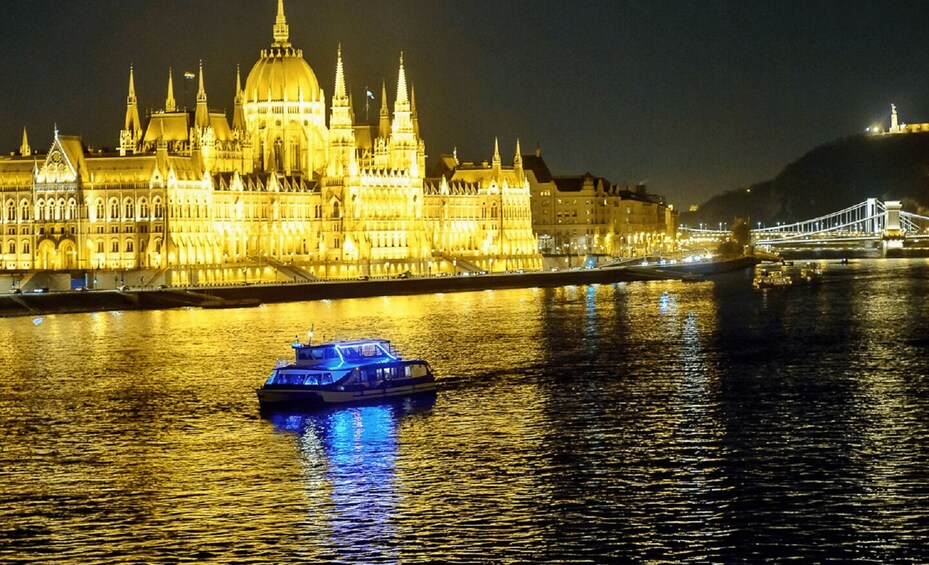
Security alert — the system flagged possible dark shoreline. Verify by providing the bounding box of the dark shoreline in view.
[0,257,759,318]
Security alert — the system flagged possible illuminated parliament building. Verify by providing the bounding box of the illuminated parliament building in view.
[0,0,675,289]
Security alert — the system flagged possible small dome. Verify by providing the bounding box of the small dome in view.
[245,46,321,103]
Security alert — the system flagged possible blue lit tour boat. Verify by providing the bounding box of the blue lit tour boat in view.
[257,332,437,408]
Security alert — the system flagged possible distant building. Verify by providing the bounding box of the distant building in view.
[424,140,542,273]
[522,147,677,260]
[0,0,541,287]
[431,145,678,264]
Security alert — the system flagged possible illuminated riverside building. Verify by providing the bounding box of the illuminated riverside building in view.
[425,140,542,273]
[525,155,678,261]
[0,0,541,288]
[436,146,678,264]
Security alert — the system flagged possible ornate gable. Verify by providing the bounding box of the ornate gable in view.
[36,136,80,184]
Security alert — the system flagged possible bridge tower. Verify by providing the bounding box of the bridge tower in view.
[883,200,904,255]
[866,198,879,234]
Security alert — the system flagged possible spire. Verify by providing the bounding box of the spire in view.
[349,90,356,123]
[195,60,210,128]
[273,0,290,46]
[411,84,420,139]
[329,47,353,131]
[378,81,390,138]
[232,65,246,132]
[165,68,176,112]
[196,60,206,103]
[514,138,523,176]
[395,52,409,105]
[124,65,142,133]
[334,44,347,100]
[128,64,137,102]
[492,137,501,170]
[20,127,31,157]
[390,53,413,138]
[234,64,244,105]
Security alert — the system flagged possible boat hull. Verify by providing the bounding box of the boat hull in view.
[257,378,437,408]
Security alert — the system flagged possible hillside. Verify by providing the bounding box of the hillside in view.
[684,132,929,226]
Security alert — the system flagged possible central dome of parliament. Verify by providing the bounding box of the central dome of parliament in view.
[244,0,321,103]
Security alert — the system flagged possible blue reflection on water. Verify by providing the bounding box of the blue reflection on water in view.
[264,397,434,562]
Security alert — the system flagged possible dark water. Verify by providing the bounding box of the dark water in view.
[1,258,927,563]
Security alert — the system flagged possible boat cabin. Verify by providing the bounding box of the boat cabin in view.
[292,339,397,367]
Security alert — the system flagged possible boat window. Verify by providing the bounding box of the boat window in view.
[274,372,302,385]
[404,365,412,378]
[408,363,428,378]
[298,349,325,361]
[341,347,363,360]
[304,374,319,385]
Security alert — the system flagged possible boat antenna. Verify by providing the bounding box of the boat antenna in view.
[308,325,314,346]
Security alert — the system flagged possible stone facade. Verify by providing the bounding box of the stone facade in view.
[0,0,541,287]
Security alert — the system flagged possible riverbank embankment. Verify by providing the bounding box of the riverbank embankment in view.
[0,257,759,318]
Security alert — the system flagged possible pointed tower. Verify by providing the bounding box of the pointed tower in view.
[514,138,523,179]
[390,53,413,135]
[411,84,420,140]
[232,65,247,132]
[348,90,356,123]
[273,0,291,47]
[334,45,347,101]
[165,68,177,112]
[389,53,418,172]
[20,127,31,157]
[120,65,143,155]
[194,60,210,129]
[328,45,356,177]
[378,81,391,139]
[125,66,142,132]
[492,137,502,173]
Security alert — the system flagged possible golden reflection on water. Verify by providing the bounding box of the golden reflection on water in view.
[2,262,928,561]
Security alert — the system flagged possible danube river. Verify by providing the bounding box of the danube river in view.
[1,258,927,562]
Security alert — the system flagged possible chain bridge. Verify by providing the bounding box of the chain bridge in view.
[683,198,929,250]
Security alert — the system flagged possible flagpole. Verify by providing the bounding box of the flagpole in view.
[183,71,196,111]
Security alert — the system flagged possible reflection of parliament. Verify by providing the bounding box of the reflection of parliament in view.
[0,1,676,287]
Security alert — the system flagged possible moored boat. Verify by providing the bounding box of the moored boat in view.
[798,262,823,283]
[257,334,436,408]
[753,267,793,289]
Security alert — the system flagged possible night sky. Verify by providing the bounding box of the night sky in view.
[2,1,929,208]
